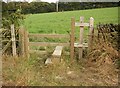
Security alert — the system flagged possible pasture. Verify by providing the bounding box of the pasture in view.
[24,7,118,34]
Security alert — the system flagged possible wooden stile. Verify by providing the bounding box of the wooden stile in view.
[11,24,17,56]
[18,16,94,61]
[70,17,75,60]
[79,16,84,59]
[74,43,88,48]
[75,22,89,27]
[71,16,94,60]
[88,17,94,51]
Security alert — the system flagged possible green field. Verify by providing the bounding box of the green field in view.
[24,7,118,34]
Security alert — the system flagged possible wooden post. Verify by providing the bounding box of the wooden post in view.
[70,17,75,60]
[79,17,84,59]
[88,17,94,51]
[19,26,25,57]
[24,30,29,58]
[11,24,17,56]
[26,31,29,58]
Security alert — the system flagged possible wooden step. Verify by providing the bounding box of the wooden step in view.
[52,46,63,57]
[45,46,63,65]
[74,43,88,48]
[45,58,52,65]
[52,46,63,63]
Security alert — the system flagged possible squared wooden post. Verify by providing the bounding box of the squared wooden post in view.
[70,17,75,61]
[88,17,94,51]
[79,16,84,59]
[19,26,25,57]
[24,30,29,58]
[11,24,17,56]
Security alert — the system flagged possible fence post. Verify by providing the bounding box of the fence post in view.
[24,30,29,58]
[88,17,94,51]
[79,16,84,59]
[11,24,17,56]
[70,17,75,61]
[19,26,25,57]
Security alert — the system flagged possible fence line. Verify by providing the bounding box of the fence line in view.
[19,29,70,58]
[2,16,94,61]
[29,42,69,47]
[29,34,70,38]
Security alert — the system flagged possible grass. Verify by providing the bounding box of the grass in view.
[2,54,83,86]
[3,49,118,86]
[24,7,118,34]
[3,7,119,86]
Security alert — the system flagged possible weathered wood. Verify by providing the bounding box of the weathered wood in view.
[79,16,84,59]
[19,26,25,57]
[45,58,52,65]
[29,34,69,38]
[74,43,88,48]
[2,39,11,54]
[88,17,94,51]
[52,46,63,57]
[52,46,63,63]
[24,30,29,58]
[70,16,94,60]
[11,24,17,56]
[75,22,89,27]
[70,17,75,60]
[29,42,69,47]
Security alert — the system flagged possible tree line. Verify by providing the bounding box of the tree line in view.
[2,2,118,15]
